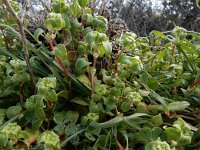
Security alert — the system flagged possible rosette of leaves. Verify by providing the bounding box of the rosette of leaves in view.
[44,13,65,32]
[118,54,143,75]
[145,138,173,150]
[164,118,193,146]
[85,31,112,57]
[0,123,37,149]
[122,90,143,112]
[25,95,46,129]
[0,57,30,97]
[150,30,166,46]
[122,32,137,52]
[52,0,71,14]
[9,59,30,85]
[0,123,22,148]
[172,26,187,40]
[36,77,58,102]
[24,77,58,129]
[0,123,31,149]
[37,131,60,150]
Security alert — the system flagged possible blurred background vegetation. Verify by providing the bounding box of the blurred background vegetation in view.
[15,0,200,36]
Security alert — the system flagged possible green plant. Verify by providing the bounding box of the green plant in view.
[0,0,200,149]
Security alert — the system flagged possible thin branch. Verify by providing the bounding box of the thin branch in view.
[170,42,176,65]
[38,0,51,12]
[3,0,36,89]
[20,0,28,21]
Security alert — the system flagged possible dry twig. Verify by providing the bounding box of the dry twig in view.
[3,0,36,89]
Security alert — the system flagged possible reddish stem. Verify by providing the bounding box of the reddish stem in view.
[93,57,97,68]
[49,33,70,81]
[81,19,86,27]
[170,42,176,65]
[189,78,200,89]
[111,63,118,77]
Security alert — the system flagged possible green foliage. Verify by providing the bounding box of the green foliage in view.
[0,0,200,149]
[165,118,193,146]
[37,131,60,150]
[145,138,172,150]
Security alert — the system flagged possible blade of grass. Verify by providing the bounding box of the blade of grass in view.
[177,44,196,74]
[34,49,91,95]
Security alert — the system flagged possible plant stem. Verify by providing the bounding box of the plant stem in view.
[112,63,118,77]
[189,78,200,88]
[170,42,176,65]
[49,32,70,81]
[3,0,36,89]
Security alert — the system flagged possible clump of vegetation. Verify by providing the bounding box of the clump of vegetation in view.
[0,0,200,149]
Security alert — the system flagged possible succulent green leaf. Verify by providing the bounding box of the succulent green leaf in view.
[78,0,88,7]
[156,50,167,62]
[18,130,30,140]
[121,102,131,112]
[25,95,44,111]
[147,77,159,90]
[70,18,82,36]
[151,127,163,140]
[179,44,198,55]
[34,28,44,43]
[165,127,181,141]
[0,110,6,126]
[53,111,67,124]
[0,132,8,147]
[38,131,60,150]
[43,88,58,102]
[85,14,93,25]
[37,77,57,89]
[52,1,64,13]
[1,123,21,140]
[77,75,91,87]
[63,14,71,30]
[119,55,131,64]
[102,41,112,56]
[66,111,79,123]
[71,97,89,106]
[140,72,150,84]
[37,77,58,102]
[75,58,91,75]
[44,13,65,31]
[151,114,163,127]
[53,44,67,61]
[172,26,187,39]
[11,72,30,84]
[145,138,171,150]
[136,127,152,142]
[85,131,96,141]
[6,106,22,119]
[31,109,46,129]
[151,30,166,38]
[85,31,97,45]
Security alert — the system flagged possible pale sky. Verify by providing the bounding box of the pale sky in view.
[151,0,163,9]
